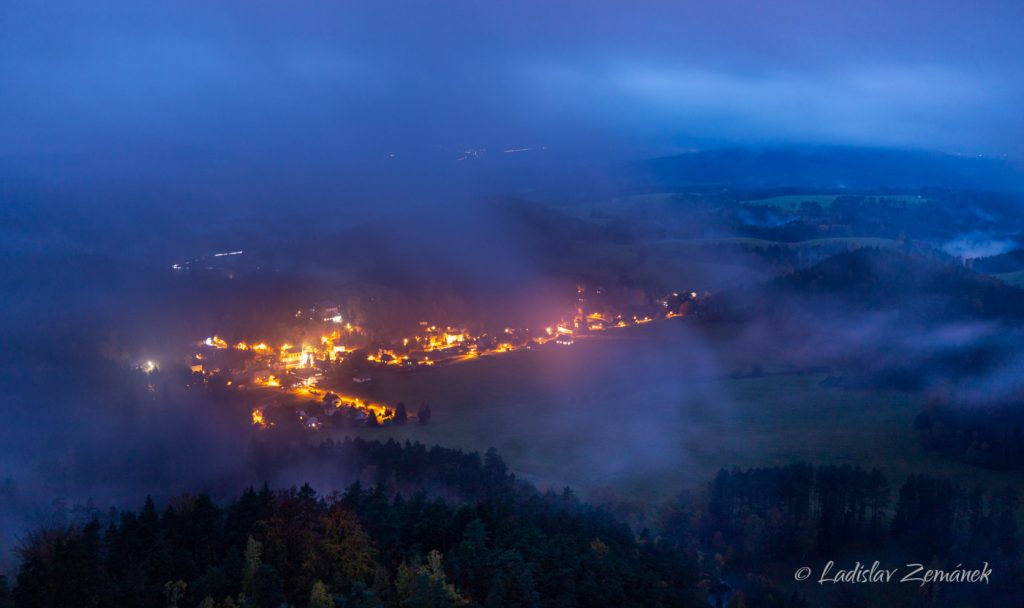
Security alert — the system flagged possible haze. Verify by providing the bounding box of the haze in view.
[3,1,1023,165]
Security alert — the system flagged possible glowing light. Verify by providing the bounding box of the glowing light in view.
[204,336,228,349]
[195,286,693,429]
[254,375,281,388]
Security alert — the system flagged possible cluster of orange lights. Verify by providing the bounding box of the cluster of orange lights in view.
[197,289,697,430]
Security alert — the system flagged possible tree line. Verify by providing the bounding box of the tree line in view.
[5,442,1023,608]
[658,462,1022,607]
[6,440,704,608]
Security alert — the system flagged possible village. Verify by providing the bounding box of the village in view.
[185,286,702,431]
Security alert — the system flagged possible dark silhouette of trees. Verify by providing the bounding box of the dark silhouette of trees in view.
[0,576,12,608]
[11,439,1021,608]
[394,402,408,425]
[8,440,703,608]
[916,401,1024,470]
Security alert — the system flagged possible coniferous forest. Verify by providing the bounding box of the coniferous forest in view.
[5,439,1022,608]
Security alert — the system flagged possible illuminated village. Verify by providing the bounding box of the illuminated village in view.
[186,286,701,431]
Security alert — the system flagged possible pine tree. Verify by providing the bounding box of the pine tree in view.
[451,519,491,601]
[342,581,382,608]
[242,536,262,594]
[0,575,13,608]
[394,402,408,425]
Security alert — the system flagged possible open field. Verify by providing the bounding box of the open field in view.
[742,193,928,209]
[649,236,900,250]
[996,270,1024,287]
[331,320,1024,504]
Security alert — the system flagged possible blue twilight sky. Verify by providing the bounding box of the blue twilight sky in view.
[2,0,1023,163]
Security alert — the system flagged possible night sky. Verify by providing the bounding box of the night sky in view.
[3,1,1022,163]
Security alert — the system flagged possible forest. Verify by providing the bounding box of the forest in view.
[5,439,1022,608]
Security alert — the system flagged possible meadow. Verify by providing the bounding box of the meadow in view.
[333,320,1024,506]
[742,193,929,209]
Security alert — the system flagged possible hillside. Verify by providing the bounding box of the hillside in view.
[708,248,1024,322]
[633,146,1024,191]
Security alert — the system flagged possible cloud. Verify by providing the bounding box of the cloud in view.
[1,0,1022,160]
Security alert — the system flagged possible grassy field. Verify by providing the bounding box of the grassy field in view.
[742,193,928,209]
[651,236,900,250]
[996,270,1024,287]
[331,321,1024,505]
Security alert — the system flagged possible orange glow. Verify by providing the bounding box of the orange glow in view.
[195,286,693,429]
[254,375,281,388]
[203,336,228,349]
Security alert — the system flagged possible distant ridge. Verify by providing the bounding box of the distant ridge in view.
[629,146,1024,191]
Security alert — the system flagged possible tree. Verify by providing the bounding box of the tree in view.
[366,411,379,427]
[451,519,491,601]
[340,581,382,608]
[485,550,538,608]
[308,580,334,608]
[394,402,408,425]
[0,575,13,608]
[242,536,262,592]
[13,521,111,608]
[395,551,463,608]
[316,506,377,590]
[483,449,508,488]
[163,580,187,608]
[993,488,1019,556]
[417,404,431,425]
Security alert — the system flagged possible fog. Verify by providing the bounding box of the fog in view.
[5,1,1024,163]
[4,0,1024,581]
